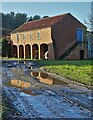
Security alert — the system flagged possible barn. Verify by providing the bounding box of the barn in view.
[10,13,88,60]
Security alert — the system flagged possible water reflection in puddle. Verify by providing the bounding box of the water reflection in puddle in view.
[21,89,37,96]
[31,72,68,85]
[5,79,37,96]
[6,79,31,88]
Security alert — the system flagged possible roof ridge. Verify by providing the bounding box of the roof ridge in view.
[24,12,70,24]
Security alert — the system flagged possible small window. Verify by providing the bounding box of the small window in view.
[30,33,33,40]
[16,34,19,42]
[38,31,40,39]
[23,33,26,40]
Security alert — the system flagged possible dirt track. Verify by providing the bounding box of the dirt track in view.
[2,61,93,119]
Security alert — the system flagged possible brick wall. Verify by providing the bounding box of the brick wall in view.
[11,13,87,60]
[51,13,87,59]
[65,43,88,60]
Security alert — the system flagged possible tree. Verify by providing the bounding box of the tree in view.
[1,12,49,32]
[89,14,93,32]
[13,13,28,29]
[10,11,15,17]
[1,12,28,31]
[2,38,8,57]
[2,13,13,30]
[0,13,3,27]
[85,13,93,59]
[27,16,33,22]
[2,38,12,57]
[85,13,93,32]
[32,15,41,21]
[42,16,49,19]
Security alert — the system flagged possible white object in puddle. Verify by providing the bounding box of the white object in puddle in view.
[14,62,17,65]
[20,92,31,97]
[46,90,55,95]
[88,96,93,99]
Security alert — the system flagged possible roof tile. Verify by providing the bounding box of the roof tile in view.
[11,13,69,33]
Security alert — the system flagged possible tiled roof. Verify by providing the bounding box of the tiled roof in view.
[11,13,69,34]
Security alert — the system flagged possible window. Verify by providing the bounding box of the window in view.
[16,34,19,42]
[30,33,33,40]
[38,31,40,39]
[23,33,26,40]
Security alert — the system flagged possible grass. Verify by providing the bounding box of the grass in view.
[44,64,92,86]
[35,60,92,86]
[34,60,92,66]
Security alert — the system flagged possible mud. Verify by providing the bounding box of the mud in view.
[1,60,93,119]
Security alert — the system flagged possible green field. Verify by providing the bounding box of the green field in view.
[35,60,92,86]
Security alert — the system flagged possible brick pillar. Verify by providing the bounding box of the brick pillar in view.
[17,45,19,58]
[31,45,33,59]
[24,45,25,59]
[38,44,41,60]
[48,43,55,60]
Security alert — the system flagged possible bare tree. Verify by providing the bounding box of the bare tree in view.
[84,13,93,32]
[85,13,93,59]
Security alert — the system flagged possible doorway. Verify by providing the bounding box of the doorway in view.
[80,50,84,60]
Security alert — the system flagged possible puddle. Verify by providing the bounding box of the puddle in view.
[31,72,68,85]
[27,66,35,69]
[5,79,38,96]
[76,91,89,94]
[21,89,37,96]
[6,79,31,88]
[2,60,37,70]
[3,63,13,68]
[88,96,93,100]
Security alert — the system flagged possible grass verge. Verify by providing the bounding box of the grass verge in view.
[36,60,92,86]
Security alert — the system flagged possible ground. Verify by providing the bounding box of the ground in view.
[1,60,93,119]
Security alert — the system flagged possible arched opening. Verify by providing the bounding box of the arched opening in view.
[40,72,48,79]
[32,44,39,59]
[40,44,48,59]
[13,45,17,58]
[19,45,24,58]
[31,72,39,77]
[25,44,31,59]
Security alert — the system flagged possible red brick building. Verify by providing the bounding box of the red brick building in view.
[11,13,88,60]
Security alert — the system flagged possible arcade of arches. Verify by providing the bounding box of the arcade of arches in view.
[12,44,48,59]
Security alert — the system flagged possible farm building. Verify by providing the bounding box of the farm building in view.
[10,13,88,60]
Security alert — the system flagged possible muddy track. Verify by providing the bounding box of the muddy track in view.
[2,61,93,119]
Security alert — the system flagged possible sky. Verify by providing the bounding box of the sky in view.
[1,2,91,27]
[1,0,92,2]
